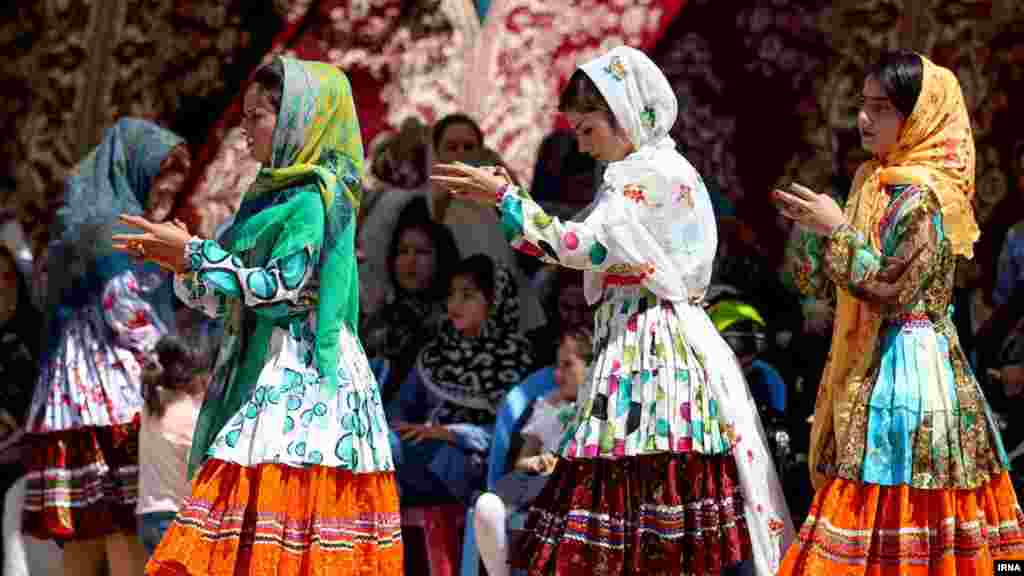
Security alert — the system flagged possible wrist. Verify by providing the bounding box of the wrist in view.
[495,183,513,207]
[824,220,847,239]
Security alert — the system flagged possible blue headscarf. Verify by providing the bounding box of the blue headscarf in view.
[44,118,184,361]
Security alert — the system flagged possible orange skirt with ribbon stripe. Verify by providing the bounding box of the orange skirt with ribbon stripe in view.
[22,421,140,541]
[780,472,1024,575]
[145,459,403,576]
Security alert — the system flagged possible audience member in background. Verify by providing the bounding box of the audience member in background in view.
[362,197,460,407]
[976,144,1024,373]
[0,217,45,576]
[22,118,186,576]
[390,254,534,506]
[473,326,590,576]
[358,117,434,317]
[429,113,545,331]
[524,268,588,369]
[136,337,211,556]
[0,218,41,449]
[711,301,785,418]
[529,130,577,204]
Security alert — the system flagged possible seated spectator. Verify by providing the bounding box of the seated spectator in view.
[361,198,460,406]
[358,117,434,317]
[389,254,534,506]
[473,326,590,576]
[710,300,786,417]
[524,268,588,369]
[429,113,545,331]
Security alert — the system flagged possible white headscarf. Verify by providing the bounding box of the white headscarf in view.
[579,45,678,151]
[576,46,718,304]
[576,47,796,573]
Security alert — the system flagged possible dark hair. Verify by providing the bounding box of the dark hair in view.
[868,51,923,118]
[432,113,484,149]
[561,324,594,365]
[386,197,459,299]
[142,336,210,419]
[558,70,614,120]
[450,253,496,302]
[251,59,285,113]
[544,267,584,323]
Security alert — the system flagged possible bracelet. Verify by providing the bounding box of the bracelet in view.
[495,183,513,206]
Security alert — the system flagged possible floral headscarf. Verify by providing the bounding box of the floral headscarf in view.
[575,45,718,303]
[579,45,678,151]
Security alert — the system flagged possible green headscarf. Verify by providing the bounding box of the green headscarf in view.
[188,57,364,475]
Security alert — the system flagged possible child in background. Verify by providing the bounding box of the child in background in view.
[135,337,210,555]
[473,326,590,576]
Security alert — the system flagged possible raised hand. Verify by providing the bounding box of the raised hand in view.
[111,214,191,274]
[430,162,512,207]
[773,182,846,236]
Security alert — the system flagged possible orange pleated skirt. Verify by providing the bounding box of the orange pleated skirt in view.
[780,472,1024,575]
[145,458,403,576]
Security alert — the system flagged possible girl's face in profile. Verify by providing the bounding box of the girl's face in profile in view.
[447,274,489,338]
[242,84,279,165]
[565,111,633,163]
[857,76,905,160]
[145,145,191,223]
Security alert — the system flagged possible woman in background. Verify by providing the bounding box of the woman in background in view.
[23,118,188,576]
[361,197,459,406]
[390,254,534,506]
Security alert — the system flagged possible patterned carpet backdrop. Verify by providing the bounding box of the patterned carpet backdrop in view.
[3,0,1024,296]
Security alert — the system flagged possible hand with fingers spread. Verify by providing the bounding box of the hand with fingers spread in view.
[773,182,846,237]
[430,162,512,207]
[111,214,191,274]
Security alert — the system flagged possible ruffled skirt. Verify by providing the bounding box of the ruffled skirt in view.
[512,453,749,575]
[145,459,403,576]
[22,421,140,540]
[520,286,793,574]
[785,317,1024,573]
[780,473,1024,574]
[147,322,402,574]
[21,272,161,540]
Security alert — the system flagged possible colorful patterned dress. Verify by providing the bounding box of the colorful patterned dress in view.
[145,58,402,575]
[22,118,182,541]
[506,46,793,576]
[780,54,1024,576]
[781,184,1024,573]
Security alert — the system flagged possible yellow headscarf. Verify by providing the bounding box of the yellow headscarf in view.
[808,54,979,489]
